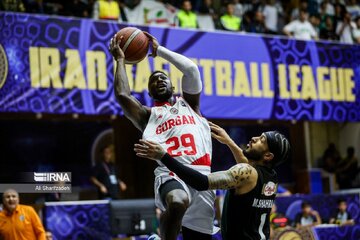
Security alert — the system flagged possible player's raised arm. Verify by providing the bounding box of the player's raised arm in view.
[210,122,249,163]
[109,35,150,131]
[134,140,258,191]
[144,32,202,114]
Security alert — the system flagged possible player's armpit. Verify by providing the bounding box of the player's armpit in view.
[208,163,257,190]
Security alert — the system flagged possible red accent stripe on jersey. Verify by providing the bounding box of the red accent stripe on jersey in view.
[191,154,211,167]
[169,172,174,176]
[154,101,171,106]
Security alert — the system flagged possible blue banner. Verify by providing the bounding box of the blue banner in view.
[0,12,359,121]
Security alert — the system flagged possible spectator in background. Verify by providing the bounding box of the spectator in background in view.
[346,0,360,19]
[334,3,347,27]
[336,11,356,44]
[262,0,281,34]
[233,0,244,18]
[0,189,46,240]
[321,0,335,15]
[198,0,219,28]
[62,0,89,17]
[295,201,321,229]
[92,0,123,22]
[310,13,321,36]
[176,0,198,28]
[270,203,289,238]
[90,144,127,200]
[242,10,266,33]
[353,16,360,43]
[290,0,308,21]
[321,143,341,173]
[24,0,44,13]
[0,0,26,11]
[220,2,241,31]
[283,9,318,40]
[329,199,355,226]
[320,15,338,40]
[336,146,359,188]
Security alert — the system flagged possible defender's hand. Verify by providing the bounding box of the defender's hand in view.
[109,34,125,61]
[209,122,232,145]
[134,139,166,160]
[143,32,159,57]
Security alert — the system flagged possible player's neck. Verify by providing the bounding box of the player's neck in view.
[154,98,174,106]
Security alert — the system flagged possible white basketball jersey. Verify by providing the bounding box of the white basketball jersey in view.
[143,97,212,175]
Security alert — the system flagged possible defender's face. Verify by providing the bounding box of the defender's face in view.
[148,72,173,102]
[243,134,269,161]
[3,190,19,212]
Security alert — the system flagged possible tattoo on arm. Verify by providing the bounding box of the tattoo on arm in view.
[208,164,254,190]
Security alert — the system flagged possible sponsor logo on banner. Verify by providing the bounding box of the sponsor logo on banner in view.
[0,44,8,89]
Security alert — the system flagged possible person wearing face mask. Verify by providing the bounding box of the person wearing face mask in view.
[0,189,46,240]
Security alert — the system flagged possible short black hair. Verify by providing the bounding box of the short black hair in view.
[337,198,346,205]
[301,201,311,209]
[149,70,167,83]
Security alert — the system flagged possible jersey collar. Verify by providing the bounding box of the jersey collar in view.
[154,101,171,107]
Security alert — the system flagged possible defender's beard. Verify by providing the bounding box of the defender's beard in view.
[243,149,263,162]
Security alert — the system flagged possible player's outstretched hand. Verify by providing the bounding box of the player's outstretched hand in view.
[109,34,125,61]
[134,139,166,161]
[143,32,159,58]
[209,122,232,145]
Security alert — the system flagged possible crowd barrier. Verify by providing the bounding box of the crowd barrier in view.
[42,193,359,240]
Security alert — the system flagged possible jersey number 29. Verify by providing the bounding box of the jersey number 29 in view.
[166,134,197,157]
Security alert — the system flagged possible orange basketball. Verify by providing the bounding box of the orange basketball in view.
[115,27,150,64]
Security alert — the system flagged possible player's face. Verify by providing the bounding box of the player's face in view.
[243,134,269,161]
[148,72,173,102]
[3,190,19,212]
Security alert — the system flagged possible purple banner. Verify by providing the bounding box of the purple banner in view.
[0,12,359,121]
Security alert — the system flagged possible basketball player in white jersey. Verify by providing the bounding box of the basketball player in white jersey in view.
[109,33,216,240]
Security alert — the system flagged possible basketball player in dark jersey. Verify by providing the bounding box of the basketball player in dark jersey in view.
[135,122,290,240]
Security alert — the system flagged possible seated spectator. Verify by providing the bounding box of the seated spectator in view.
[176,0,198,29]
[62,0,89,18]
[262,0,281,34]
[321,0,335,16]
[310,13,321,36]
[329,199,355,226]
[241,10,266,33]
[321,143,341,173]
[270,203,290,239]
[220,2,241,31]
[92,0,123,22]
[320,15,338,40]
[346,0,360,19]
[336,146,359,189]
[334,3,347,27]
[290,0,308,21]
[0,189,46,240]
[233,0,244,18]
[353,16,360,43]
[283,9,318,40]
[295,201,321,229]
[336,11,356,44]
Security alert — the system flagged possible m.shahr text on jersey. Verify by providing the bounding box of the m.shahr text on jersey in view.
[252,198,274,209]
[156,115,196,134]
